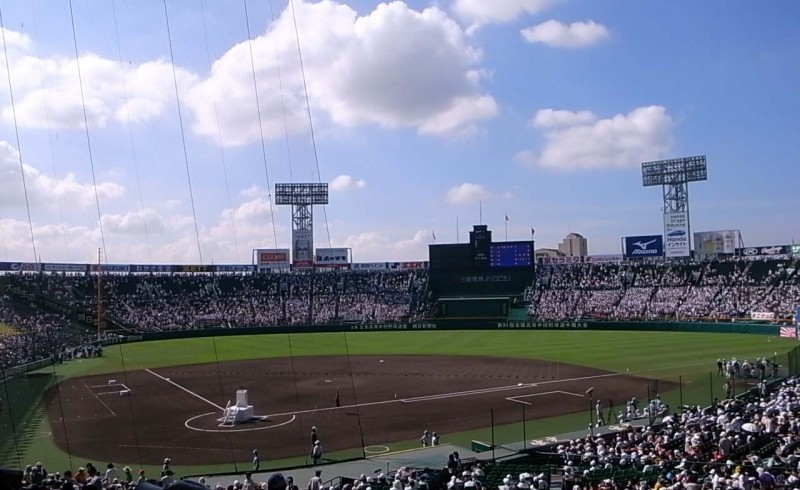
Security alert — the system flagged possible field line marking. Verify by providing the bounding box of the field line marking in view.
[506,390,584,405]
[117,444,249,453]
[80,378,116,416]
[368,443,452,459]
[145,369,224,411]
[264,372,620,418]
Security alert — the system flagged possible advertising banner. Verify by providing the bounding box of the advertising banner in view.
[738,245,789,257]
[130,264,175,273]
[541,256,582,264]
[663,212,690,257]
[352,262,387,270]
[584,255,623,264]
[292,229,313,268]
[694,230,739,257]
[314,247,349,265]
[90,264,131,273]
[750,311,776,321]
[623,235,663,258]
[792,245,800,256]
[214,265,254,273]
[0,262,40,272]
[255,249,290,269]
[42,263,88,273]
[178,265,214,273]
[401,261,428,269]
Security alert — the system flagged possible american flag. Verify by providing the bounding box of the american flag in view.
[780,327,797,339]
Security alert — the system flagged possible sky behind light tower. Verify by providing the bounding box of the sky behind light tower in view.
[0,0,798,264]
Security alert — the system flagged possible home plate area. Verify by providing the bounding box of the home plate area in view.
[90,379,133,396]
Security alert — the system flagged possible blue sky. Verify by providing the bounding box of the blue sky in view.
[0,0,798,264]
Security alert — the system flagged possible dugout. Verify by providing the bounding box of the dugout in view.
[437,296,510,319]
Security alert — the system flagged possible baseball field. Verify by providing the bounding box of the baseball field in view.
[0,329,795,477]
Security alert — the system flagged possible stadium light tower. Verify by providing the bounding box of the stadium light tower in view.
[275,183,329,268]
[642,155,707,258]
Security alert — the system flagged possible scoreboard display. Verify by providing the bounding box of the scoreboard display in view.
[429,227,534,272]
[489,242,533,268]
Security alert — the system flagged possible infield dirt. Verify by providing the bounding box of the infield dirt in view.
[47,355,669,465]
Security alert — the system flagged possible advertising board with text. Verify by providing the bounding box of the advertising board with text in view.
[256,248,290,269]
[623,235,663,258]
[663,212,690,257]
[315,247,350,265]
[292,229,313,267]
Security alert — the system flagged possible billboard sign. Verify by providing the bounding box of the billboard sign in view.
[663,212,690,257]
[215,265,254,273]
[256,249,290,269]
[90,264,130,273]
[0,262,40,272]
[623,235,663,258]
[315,247,349,265]
[694,230,739,257]
[292,229,313,267]
[42,263,88,273]
[738,245,789,257]
[584,255,623,264]
[791,245,800,256]
[130,264,175,273]
[352,262,387,270]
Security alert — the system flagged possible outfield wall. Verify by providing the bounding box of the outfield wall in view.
[123,319,783,343]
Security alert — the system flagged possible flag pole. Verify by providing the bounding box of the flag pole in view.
[479,200,483,225]
[456,216,460,243]
[505,215,508,241]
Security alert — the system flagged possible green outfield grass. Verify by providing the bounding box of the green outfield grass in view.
[2,329,796,477]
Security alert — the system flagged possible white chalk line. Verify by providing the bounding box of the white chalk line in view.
[145,369,224,411]
[184,412,297,433]
[264,371,621,418]
[80,378,116,416]
[96,383,132,396]
[505,390,584,406]
[117,444,250,452]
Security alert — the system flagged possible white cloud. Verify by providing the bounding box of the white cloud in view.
[452,0,554,25]
[102,208,166,235]
[446,182,491,204]
[521,20,610,48]
[340,229,430,261]
[0,140,125,209]
[2,50,196,129]
[330,174,366,192]
[186,0,497,145]
[531,109,597,128]
[520,105,673,170]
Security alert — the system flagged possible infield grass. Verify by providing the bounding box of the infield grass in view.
[2,330,795,477]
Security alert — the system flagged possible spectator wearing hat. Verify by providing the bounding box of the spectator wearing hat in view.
[252,450,260,471]
[308,471,322,490]
[137,470,146,485]
[312,441,323,465]
[31,463,47,485]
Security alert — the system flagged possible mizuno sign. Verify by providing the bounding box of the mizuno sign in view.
[624,235,664,258]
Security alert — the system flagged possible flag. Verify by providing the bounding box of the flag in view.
[780,327,797,339]
[432,231,436,240]
[505,214,509,221]
[531,227,536,237]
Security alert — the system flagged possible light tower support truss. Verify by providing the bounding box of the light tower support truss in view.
[642,155,707,258]
[275,183,329,268]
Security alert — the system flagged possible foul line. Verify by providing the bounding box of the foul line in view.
[505,390,583,406]
[145,369,224,411]
[80,378,116,416]
[118,444,249,453]
[264,372,620,418]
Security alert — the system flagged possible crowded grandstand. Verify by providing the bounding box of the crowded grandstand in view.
[1,256,799,371]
